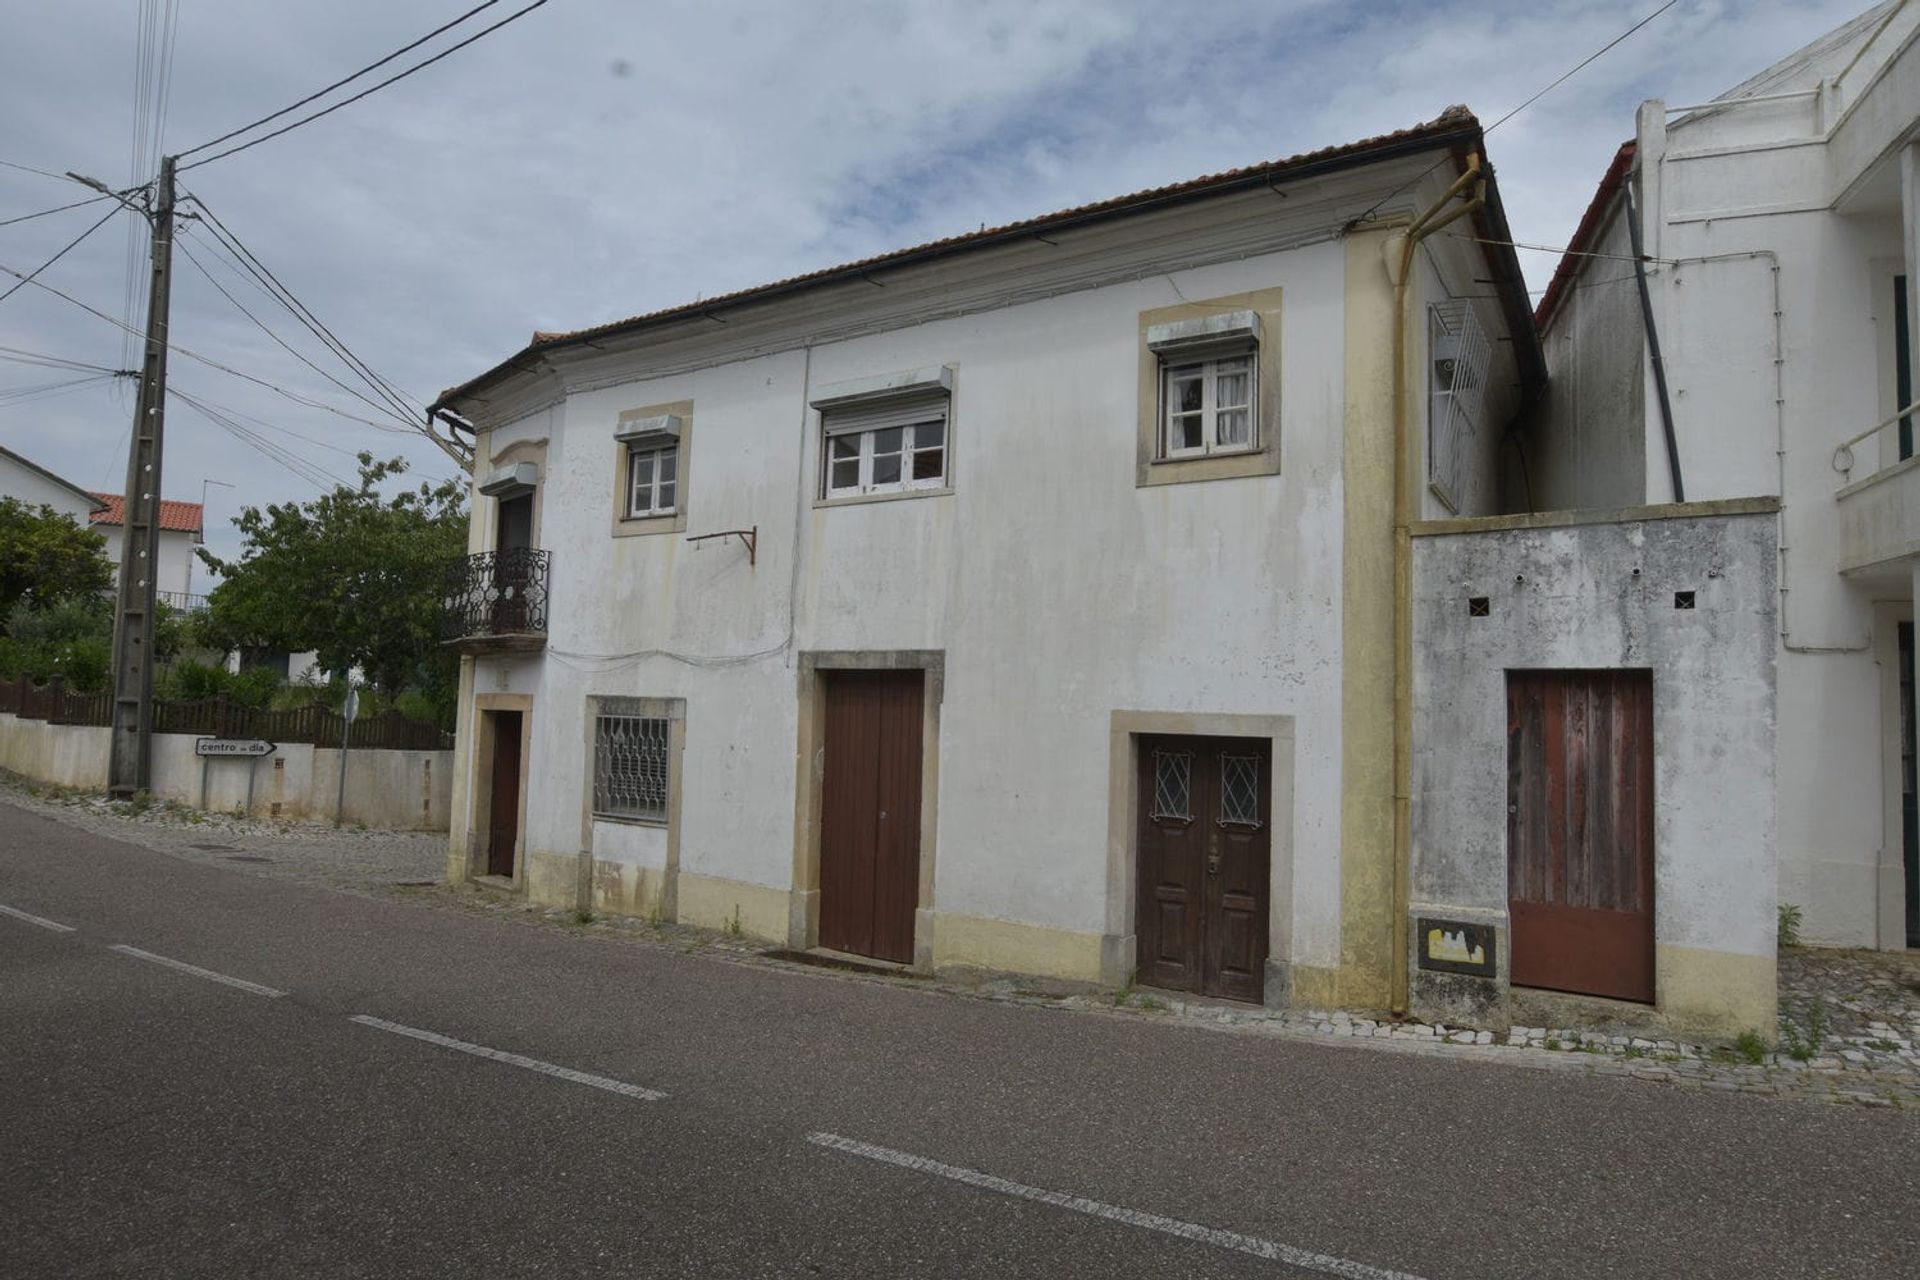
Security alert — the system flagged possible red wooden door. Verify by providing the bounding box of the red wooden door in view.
[1507,670,1655,1003]
[1136,737,1269,1002]
[487,710,522,878]
[819,671,923,963]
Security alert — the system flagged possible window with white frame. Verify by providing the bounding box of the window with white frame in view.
[625,442,678,518]
[615,411,683,520]
[812,367,952,500]
[1147,310,1261,460]
[592,705,669,823]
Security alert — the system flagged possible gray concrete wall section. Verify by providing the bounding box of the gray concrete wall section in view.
[0,716,450,831]
[1409,504,1778,1031]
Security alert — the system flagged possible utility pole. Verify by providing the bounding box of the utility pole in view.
[108,155,176,799]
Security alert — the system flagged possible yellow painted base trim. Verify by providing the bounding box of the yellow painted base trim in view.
[1655,944,1777,1042]
[931,912,1107,984]
[1287,964,1343,1011]
[590,860,670,921]
[677,872,789,943]
[525,849,585,909]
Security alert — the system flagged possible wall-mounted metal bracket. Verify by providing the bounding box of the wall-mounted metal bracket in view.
[686,524,756,567]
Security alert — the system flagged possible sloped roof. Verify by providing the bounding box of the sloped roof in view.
[89,492,203,535]
[1534,141,1636,332]
[0,444,108,511]
[438,105,1542,411]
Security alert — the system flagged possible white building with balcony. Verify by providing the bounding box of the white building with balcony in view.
[1532,0,1920,952]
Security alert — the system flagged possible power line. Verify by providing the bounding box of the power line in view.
[183,194,424,422]
[171,385,347,490]
[0,256,426,434]
[0,373,118,407]
[0,158,72,182]
[0,345,127,375]
[177,1,505,161]
[0,192,117,230]
[176,230,418,432]
[0,203,125,308]
[1351,0,1680,229]
[177,0,551,172]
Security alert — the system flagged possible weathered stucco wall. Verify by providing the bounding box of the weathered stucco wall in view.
[1409,502,1779,1038]
[0,715,449,830]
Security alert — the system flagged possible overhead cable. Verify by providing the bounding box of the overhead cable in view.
[0,204,126,308]
[177,0,550,171]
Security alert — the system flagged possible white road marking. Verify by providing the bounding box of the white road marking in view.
[0,903,76,933]
[107,944,286,997]
[806,1132,1429,1280]
[348,1015,667,1100]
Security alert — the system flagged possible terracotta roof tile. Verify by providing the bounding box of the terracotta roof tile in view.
[89,492,203,535]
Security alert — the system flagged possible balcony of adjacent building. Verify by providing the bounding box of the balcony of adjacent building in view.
[1834,400,1919,580]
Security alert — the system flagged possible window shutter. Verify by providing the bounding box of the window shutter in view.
[820,390,949,437]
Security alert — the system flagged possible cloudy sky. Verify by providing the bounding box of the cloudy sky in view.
[0,0,1873,572]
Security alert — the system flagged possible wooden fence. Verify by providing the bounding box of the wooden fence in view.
[0,677,451,751]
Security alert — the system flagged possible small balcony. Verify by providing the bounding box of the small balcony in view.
[442,547,550,653]
[1833,405,1919,578]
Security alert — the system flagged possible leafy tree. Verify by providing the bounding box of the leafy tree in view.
[0,596,188,692]
[0,498,112,625]
[196,454,468,709]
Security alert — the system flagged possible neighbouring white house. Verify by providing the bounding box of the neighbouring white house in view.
[1531,0,1920,957]
[0,443,106,528]
[432,105,1784,1039]
[87,490,203,607]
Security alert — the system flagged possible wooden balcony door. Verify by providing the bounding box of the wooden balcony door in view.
[1135,736,1270,1003]
[818,671,923,963]
[1507,670,1656,1003]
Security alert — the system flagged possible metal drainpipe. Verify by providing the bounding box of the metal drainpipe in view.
[1391,154,1485,1017]
[1626,180,1685,504]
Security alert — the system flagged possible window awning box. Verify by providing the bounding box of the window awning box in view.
[1146,310,1261,357]
[478,460,538,497]
[812,365,953,437]
[614,412,683,444]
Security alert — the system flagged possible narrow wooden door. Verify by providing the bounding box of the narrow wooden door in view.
[1136,736,1270,1002]
[819,671,923,963]
[487,710,522,878]
[1507,670,1655,1003]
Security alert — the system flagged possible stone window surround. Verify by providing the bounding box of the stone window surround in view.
[1136,287,1284,488]
[578,694,686,923]
[611,399,693,538]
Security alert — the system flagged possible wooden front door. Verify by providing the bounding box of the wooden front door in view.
[1507,670,1655,1003]
[487,710,523,878]
[1136,736,1270,1003]
[819,671,924,963]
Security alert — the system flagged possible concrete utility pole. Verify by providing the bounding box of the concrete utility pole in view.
[108,155,176,799]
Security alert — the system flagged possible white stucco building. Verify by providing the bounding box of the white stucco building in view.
[87,491,204,605]
[1533,0,1920,956]
[0,444,106,527]
[435,106,1783,1036]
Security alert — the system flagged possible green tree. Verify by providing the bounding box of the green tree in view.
[0,498,112,625]
[197,454,468,710]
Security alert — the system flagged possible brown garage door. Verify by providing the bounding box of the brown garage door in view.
[1136,736,1270,1004]
[819,670,924,963]
[1507,669,1655,1004]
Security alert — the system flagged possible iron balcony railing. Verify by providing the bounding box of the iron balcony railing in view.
[442,547,550,642]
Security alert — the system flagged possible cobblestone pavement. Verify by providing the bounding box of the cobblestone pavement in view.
[8,770,1916,1110]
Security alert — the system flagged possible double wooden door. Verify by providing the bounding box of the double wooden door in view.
[1136,736,1270,1003]
[1507,670,1656,1003]
[819,670,924,963]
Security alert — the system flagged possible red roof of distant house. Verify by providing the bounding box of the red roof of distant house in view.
[89,492,203,535]
[1534,141,1636,332]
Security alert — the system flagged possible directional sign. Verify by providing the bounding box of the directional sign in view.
[194,737,276,759]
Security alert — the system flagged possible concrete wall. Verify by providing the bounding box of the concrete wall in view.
[1409,502,1779,1038]
[0,714,450,830]
[444,152,1533,1004]
[1532,21,1919,949]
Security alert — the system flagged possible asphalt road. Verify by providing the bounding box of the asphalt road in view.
[3,802,1916,1278]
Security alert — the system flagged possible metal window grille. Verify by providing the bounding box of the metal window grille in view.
[1427,301,1489,513]
[593,711,669,822]
[1219,755,1261,826]
[1151,750,1192,821]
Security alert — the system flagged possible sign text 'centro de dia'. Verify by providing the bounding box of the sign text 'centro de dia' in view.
[193,738,277,759]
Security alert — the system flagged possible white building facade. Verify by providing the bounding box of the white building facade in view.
[1533,1,1920,954]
